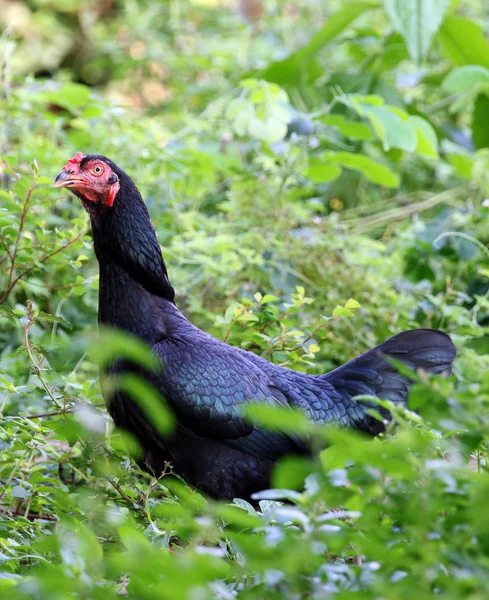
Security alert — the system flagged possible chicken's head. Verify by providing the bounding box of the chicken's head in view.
[54,152,120,207]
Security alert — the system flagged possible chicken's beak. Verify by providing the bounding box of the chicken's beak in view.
[54,170,87,189]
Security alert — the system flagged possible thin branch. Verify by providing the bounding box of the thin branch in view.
[0,232,12,265]
[22,409,71,420]
[0,505,57,522]
[18,402,105,420]
[4,180,36,295]
[21,303,62,411]
[19,275,96,292]
[285,320,331,355]
[109,480,141,509]
[0,227,87,304]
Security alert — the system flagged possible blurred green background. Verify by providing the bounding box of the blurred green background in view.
[2,0,489,598]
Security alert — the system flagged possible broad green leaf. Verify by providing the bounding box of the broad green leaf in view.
[466,336,489,355]
[306,160,342,183]
[232,108,253,137]
[297,1,378,57]
[321,114,373,140]
[374,32,410,72]
[472,94,489,150]
[11,485,31,499]
[0,155,18,168]
[365,106,417,152]
[383,0,450,62]
[447,152,473,178]
[438,16,489,68]
[260,1,379,85]
[37,311,73,329]
[0,305,22,322]
[408,383,446,410]
[231,498,257,515]
[442,65,489,94]
[113,373,174,436]
[226,98,250,120]
[345,298,362,309]
[59,516,104,568]
[248,116,288,144]
[328,152,399,187]
[409,116,439,158]
[252,488,303,502]
[244,403,311,435]
[92,328,161,371]
[36,176,55,185]
[44,83,91,111]
[81,105,103,118]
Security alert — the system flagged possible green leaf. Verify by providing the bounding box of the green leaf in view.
[408,383,446,411]
[294,2,379,57]
[0,305,22,322]
[447,152,473,178]
[231,498,257,515]
[73,284,85,296]
[59,516,104,569]
[409,116,439,158]
[442,65,489,94]
[260,2,379,85]
[383,0,450,63]
[306,160,342,183]
[224,302,240,323]
[248,116,288,144]
[252,488,303,502]
[0,155,18,168]
[438,16,489,68]
[465,336,489,355]
[332,306,355,317]
[37,311,73,330]
[92,328,161,371]
[44,83,91,111]
[328,152,399,187]
[112,373,174,436]
[244,403,311,435]
[472,94,489,150]
[345,298,361,309]
[375,32,410,72]
[11,485,31,499]
[365,106,417,152]
[321,114,373,140]
[0,377,16,392]
[81,105,103,118]
[272,456,314,491]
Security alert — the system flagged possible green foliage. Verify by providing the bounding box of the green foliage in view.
[438,15,489,68]
[383,0,450,63]
[1,0,489,598]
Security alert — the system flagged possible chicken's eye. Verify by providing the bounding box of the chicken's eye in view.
[93,165,103,175]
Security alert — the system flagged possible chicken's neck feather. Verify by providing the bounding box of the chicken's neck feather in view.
[86,174,175,304]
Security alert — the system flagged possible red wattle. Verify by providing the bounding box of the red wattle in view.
[105,182,120,207]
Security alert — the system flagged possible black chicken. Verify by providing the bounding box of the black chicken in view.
[55,153,456,499]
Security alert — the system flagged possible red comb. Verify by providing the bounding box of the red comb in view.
[63,152,84,171]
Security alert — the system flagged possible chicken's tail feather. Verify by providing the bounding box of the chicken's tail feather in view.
[321,329,456,434]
